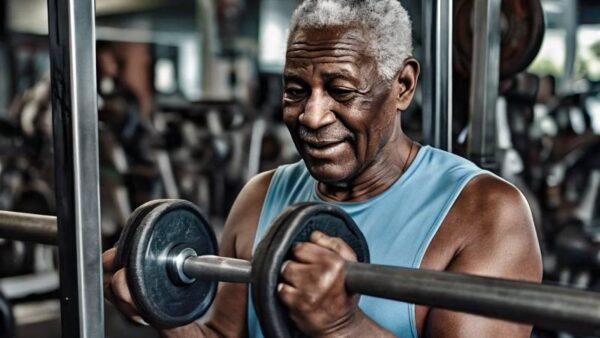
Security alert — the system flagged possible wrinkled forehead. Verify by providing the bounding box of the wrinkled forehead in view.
[285,26,374,67]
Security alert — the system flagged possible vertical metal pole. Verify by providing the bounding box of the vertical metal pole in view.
[197,0,219,98]
[47,0,104,337]
[0,0,9,114]
[467,0,501,170]
[422,0,453,152]
[562,0,578,93]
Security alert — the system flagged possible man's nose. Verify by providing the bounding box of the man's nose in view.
[299,90,336,130]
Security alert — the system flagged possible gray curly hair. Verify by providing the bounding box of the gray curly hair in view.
[288,0,413,80]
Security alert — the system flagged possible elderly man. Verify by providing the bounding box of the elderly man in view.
[104,0,542,337]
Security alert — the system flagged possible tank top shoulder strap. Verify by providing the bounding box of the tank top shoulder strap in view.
[254,160,314,250]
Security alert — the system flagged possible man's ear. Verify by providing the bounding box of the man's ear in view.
[394,58,420,111]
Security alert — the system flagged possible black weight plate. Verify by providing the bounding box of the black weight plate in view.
[127,199,218,328]
[251,203,370,338]
[113,199,166,270]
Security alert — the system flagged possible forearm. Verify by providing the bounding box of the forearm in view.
[319,310,396,338]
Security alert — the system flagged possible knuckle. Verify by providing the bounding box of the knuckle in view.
[324,255,342,270]
[332,241,343,253]
[309,268,322,283]
[282,270,294,284]
[333,259,347,274]
[317,275,333,290]
[292,243,305,255]
[347,252,357,262]
[280,260,291,275]
[311,230,324,240]
[333,257,344,268]
[331,237,351,251]
[321,260,345,282]
[278,289,290,303]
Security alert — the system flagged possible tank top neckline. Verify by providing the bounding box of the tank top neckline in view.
[310,145,430,208]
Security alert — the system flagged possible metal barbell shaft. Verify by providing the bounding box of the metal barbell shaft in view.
[0,211,252,283]
[183,255,252,284]
[179,254,600,335]
[346,262,600,336]
[4,209,600,335]
[0,210,252,284]
[0,211,58,245]
[0,211,253,284]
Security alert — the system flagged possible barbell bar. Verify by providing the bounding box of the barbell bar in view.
[2,203,600,336]
[178,252,600,336]
[0,211,57,245]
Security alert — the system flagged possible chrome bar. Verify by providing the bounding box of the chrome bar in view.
[0,211,57,245]
[422,0,453,152]
[184,255,252,284]
[47,0,104,336]
[346,263,600,336]
[561,0,578,93]
[467,0,502,170]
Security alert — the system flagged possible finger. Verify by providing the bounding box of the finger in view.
[111,269,133,306]
[102,248,117,273]
[103,264,119,304]
[310,231,357,261]
[291,242,332,263]
[103,283,148,327]
[277,283,302,310]
[103,276,117,304]
[109,269,141,321]
[280,260,312,287]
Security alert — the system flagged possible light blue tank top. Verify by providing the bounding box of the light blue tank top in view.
[247,146,487,338]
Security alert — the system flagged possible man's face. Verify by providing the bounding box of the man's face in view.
[283,26,401,184]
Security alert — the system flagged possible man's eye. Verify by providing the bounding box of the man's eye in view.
[285,88,306,99]
[329,87,355,100]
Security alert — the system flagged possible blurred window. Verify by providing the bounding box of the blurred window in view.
[576,25,600,82]
[258,0,300,73]
[529,0,569,78]
[155,58,177,94]
[529,29,567,78]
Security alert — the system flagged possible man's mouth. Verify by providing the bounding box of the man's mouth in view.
[303,140,344,148]
[301,140,348,158]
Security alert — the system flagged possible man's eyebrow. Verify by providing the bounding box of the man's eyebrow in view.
[283,73,305,84]
[322,70,356,82]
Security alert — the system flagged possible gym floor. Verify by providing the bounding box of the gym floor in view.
[16,302,159,338]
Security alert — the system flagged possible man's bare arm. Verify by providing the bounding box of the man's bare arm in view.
[199,170,274,338]
[424,175,543,338]
[106,170,274,338]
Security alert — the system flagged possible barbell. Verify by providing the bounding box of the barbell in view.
[2,200,600,337]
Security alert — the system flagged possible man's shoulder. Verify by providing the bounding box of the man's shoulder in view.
[456,174,536,243]
[441,173,542,284]
[222,170,276,259]
[238,170,277,206]
[462,174,527,215]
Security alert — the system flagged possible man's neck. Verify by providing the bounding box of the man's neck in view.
[317,133,417,203]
